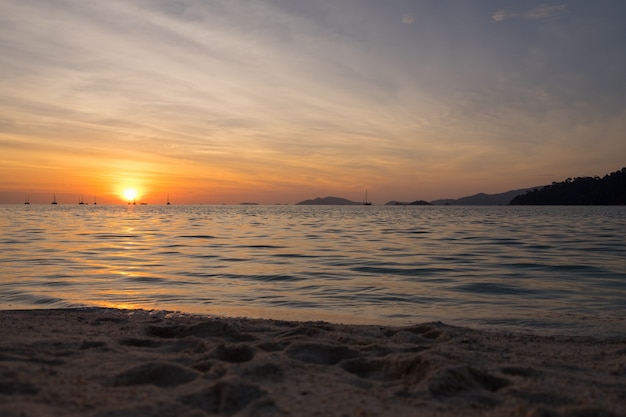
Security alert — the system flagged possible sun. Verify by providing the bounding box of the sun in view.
[123,188,138,202]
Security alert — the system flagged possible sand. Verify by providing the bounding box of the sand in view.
[0,308,624,417]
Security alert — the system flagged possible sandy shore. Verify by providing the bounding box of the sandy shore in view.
[0,308,624,416]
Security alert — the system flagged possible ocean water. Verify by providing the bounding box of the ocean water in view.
[1,204,625,335]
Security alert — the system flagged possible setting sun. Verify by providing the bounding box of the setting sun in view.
[122,188,138,202]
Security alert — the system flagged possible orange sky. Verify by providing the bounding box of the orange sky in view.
[1,1,625,205]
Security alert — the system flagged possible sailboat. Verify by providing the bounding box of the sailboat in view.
[167,193,171,205]
[363,190,372,206]
[51,194,58,205]
[78,195,86,205]
[24,194,30,204]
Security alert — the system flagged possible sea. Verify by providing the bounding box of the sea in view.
[1,204,625,336]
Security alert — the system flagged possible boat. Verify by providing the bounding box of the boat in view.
[79,195,86,205]
[51,194,58,205]
[363,190,372,206]
[167,193,171,205]
[24,194,30,204]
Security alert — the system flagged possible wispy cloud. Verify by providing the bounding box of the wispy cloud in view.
[492,4,566,22]
[401,14,415,25]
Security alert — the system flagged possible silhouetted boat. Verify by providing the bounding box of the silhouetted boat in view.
[167,193,171,205]
[24,194,30,204]
[51,194,58,205]
[363,190,372,206]
[79,195,86,205]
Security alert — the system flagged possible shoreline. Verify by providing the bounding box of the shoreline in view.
[1,308,624,416]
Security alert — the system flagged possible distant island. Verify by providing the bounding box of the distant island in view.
[295,190,541,206]
[510,167,626,205]
[430,187,541,206]
[296,196,362,205]
[385,200,432,206]
[294,167,625,206]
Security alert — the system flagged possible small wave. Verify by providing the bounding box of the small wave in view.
[218,273,306,283]
[125,276,169,284]
[452,282,539,296]
[234,244,285,249]
[188,254,219,259]
[388,229,430,235]
[546,264,606,272]
[42,277,73,286]
[0,239,25,245]
[2,290,66,306]
[257,274,306,282]
[352,265,451,277]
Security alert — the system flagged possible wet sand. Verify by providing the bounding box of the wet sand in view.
[1,308,624,416]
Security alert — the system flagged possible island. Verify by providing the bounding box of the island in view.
[295,196,362,205]
[385,200,432,206]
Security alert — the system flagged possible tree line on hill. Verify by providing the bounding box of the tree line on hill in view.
[510,167,626,205]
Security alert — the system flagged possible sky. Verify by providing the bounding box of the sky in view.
[1,0,625,204]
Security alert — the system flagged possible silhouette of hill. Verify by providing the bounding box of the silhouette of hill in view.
[430,187,541,205]
[385,200,432,206]
[296,196,360,205]
[510,167,626,205]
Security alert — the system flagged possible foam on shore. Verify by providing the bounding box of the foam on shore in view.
[1,308,624,416]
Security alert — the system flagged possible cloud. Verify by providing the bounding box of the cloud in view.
[492,4,565,22]
[526,4,566,19]
[491,10,509,22]
[401,14,414,25]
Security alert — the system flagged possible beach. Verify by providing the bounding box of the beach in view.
[1,308,624,416]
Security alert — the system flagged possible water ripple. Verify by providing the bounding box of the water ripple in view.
[0,205,625,336]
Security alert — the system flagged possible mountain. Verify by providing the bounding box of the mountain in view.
[430,187,541,205]
[510,167,626,205]
[295,196,361,205]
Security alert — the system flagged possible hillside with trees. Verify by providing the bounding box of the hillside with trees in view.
[510,167,626,205]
